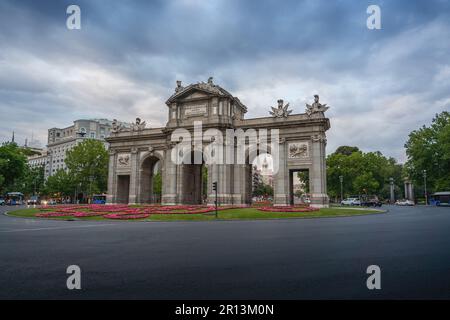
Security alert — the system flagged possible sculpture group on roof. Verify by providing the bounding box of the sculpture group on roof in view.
[112,117,146,133]
[269,94,330,118]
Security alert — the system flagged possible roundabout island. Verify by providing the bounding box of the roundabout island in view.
[7,204,384,221]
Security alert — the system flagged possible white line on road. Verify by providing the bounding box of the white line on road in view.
[0,224,117,233]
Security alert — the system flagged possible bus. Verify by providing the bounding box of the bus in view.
[430,192,450,206]
[6,192,25,205]
[92,194,107,204]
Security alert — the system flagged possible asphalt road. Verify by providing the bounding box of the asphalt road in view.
[0,205,449,299]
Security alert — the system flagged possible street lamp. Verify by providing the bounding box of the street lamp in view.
[423,170,427,205]
[339,175,344,202]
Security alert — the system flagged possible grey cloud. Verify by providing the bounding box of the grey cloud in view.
[0,0,449,162]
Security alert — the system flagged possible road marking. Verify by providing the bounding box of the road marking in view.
[0,224,116,233]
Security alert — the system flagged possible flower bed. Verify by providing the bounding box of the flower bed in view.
[103,213,150,220]
[258,206,319,212]
[36,211,75,217]
[35,204,232,219]
[34,204,318,219]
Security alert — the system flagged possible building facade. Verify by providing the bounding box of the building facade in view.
[106,78,331,207]
[40,119,117,178]
[27,151,48,169]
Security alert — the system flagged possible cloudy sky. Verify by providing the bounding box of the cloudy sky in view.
[0,0,449,162]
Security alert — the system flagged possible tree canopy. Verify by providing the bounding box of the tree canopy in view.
[65,139,109,196]
[0,142,27,193]
[44,169,76,197]
[327,147,403,200]
[11,165,45,196]
[405,111,450,192]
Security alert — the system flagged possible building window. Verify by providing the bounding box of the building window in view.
[90,132,95,138]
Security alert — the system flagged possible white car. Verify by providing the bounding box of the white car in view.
[341,198,361,206]
[395,199,415,206]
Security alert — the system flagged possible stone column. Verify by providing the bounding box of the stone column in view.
[409,183,414,201]
[273,138,289,206]
[310,134,329,208]
[389,178,395,204]
[162,145,177,205]
[128,147,139,205]
[217,164,233,204]
[106,150,116,204]
[232,164,245,205]
[404,180,414,201]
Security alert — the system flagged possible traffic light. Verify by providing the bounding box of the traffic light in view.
[212,182,217,191]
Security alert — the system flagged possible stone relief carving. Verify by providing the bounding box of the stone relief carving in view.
[311,133,327,144]
[270,99,292,118]
[288,142,309,159]
[117,153,130,167]
[184,105,207,117]
[306,95,329,117]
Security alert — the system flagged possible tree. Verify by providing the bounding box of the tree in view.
[13,165,45,196]
[64,139,109,197]
[405,111,450,193]
[327,146,403,200]
[297,171,310,193]
[202,166,208,199]
[253,182,273,197]
[0,142,27,192]
[153,172,162,195]
[335,146,360,156]
[353,172,379,195]
[252,166,273,197]
[44,169,76,197]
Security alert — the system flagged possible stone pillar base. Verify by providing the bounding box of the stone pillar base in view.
[161,194,177,205]
[310,193,329,208]
[274,194,289,206]
[128,194,137,205]
[207,194,234,205]
[106,194,114,204]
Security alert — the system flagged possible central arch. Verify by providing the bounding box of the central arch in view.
[139,154,162,204]
[243,144,274,205]
[180,150,207,204]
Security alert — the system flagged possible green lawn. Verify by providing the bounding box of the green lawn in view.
[7,207,384,221]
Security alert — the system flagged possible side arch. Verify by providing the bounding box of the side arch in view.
[138,151,164,204]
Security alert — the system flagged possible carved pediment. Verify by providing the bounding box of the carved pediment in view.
[168,86,216,103]
[181,90,211,101]
[165,78,248,113]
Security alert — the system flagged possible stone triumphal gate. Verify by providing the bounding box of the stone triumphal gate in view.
[106,78,330,207]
